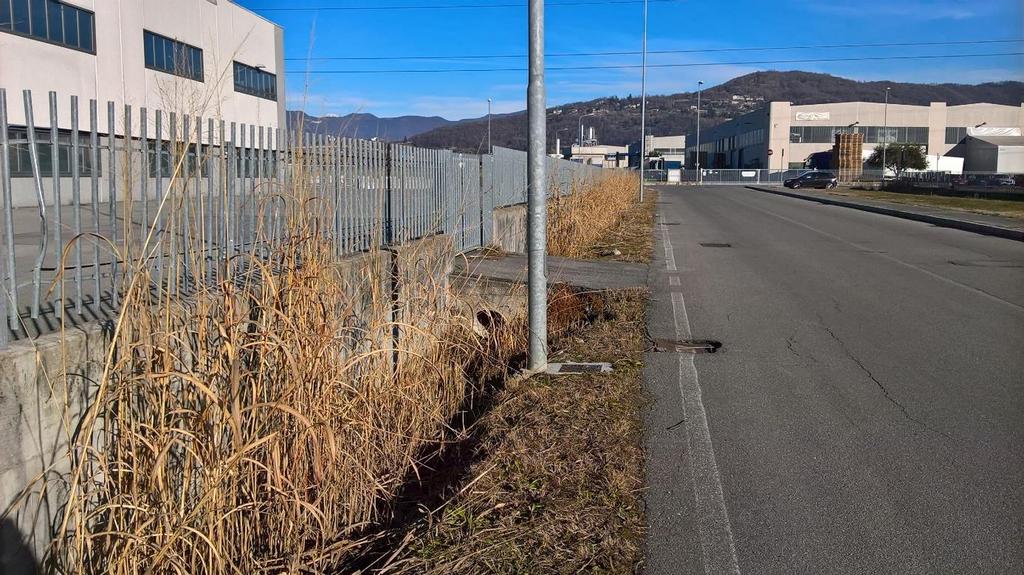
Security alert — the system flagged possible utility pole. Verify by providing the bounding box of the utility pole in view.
[881,87,890,181]
[527,0,547,372]
[638,0,648,201]
[696,80,703,184]
[487,98,492,153]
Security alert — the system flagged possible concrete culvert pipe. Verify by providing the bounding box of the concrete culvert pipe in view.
[474,309,507,337]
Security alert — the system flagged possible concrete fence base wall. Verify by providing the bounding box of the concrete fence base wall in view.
[491,204,527,254]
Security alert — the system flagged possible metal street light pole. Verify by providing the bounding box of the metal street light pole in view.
[638,0,648,201]
[527,0,548,372]
[882,86,890,180]
[487,98,492,153]
[696,80,703,184]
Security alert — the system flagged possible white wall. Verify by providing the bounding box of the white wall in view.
[0,0,285,138]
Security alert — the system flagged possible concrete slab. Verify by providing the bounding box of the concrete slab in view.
[452,251,648,291]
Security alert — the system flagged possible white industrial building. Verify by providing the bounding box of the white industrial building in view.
[947,135,1024,173]
[1,0,286,133]
[684,101,1024,171]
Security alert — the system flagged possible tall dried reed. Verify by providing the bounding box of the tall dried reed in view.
[40,132,504,574]
[547,172,640,258]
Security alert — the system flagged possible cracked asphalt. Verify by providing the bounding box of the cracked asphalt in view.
[643,185,1024,574]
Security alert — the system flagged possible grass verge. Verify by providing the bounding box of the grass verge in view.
[828,188,1024,220]
[377,191,656,574]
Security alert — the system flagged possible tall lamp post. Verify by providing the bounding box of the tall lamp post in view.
[696,80,703,184]
[638,0,649,201]
[487,98,492,153]
[881,87,890,180]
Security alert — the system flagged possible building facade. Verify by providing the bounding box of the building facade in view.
[568,143,629,168]
[684,101,1024,171]
[1,0,285,134]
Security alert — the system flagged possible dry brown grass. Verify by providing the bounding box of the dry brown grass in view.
[548,172,641,259]
[828,187,1024,220]
[377,289,650,575]
[32,138,511,574]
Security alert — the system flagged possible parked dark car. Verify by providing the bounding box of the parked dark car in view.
[783,171,838,189]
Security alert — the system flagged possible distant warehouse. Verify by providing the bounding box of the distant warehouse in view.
[0,0,286,135]
[683,101,1024,172]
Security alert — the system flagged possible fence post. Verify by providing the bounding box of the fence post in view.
[384,143,394,246]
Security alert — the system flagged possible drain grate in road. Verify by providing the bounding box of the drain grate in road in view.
[546,362,614,375]
[700,243,732,248]
[652,338,723,354]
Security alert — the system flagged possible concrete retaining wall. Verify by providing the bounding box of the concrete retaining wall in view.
[491,204,527,254]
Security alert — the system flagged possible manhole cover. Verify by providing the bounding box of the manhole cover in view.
[652,338,723,354]
[948,260,1023,269]
[546,362,614,375]
[700,243,732,248]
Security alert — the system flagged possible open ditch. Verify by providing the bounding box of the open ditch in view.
[339,285,618,572]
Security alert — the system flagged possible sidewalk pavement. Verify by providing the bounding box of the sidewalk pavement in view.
[745,186,1024,242]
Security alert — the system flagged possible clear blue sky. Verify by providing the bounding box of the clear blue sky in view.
[236,0,1023,120]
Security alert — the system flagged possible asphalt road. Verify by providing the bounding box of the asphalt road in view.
[643,185,1024,575]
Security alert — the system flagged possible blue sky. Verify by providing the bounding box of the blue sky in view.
[237,0,1023,120]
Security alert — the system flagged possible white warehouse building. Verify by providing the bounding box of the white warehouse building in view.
[0,0,286,134]
[684,101,1024,171]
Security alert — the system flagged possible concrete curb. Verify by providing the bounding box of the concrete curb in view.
[745,186,1024,243]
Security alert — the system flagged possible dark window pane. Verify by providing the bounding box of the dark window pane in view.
[29,0,45,38]
[12,0,29,33]
[0,0,12,30]
[78,10,92,51]
[144,32,154,67]
[163,39,174,72]
[46,0,60,43]
[191,47,202,80]
[61,5,76,47]
[153,35,165,69]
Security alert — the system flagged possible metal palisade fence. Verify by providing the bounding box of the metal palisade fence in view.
[0,88,605,347]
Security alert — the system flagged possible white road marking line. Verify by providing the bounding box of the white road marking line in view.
[661,215,678,272]
[661,220,742,575]
[735,194,1024,314]
[670,276,681,286]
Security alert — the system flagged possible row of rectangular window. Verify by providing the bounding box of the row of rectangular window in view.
[5,129,278,179]
[687,128,766,155]
[789,126,929,144]
[143,30,204,83]
[0,0,95,53]
[233,62,278,102]
[6,128,100,177]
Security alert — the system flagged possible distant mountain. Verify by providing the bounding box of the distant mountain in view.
[409,71,1024,152]
[287,111,454,141]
